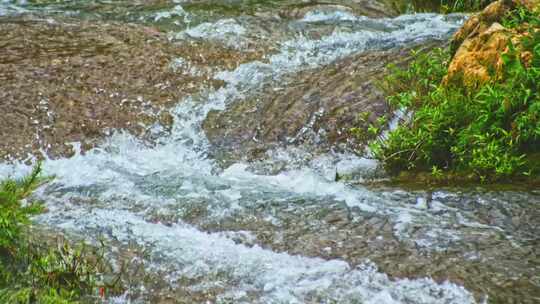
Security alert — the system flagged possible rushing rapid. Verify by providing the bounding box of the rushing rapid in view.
[1,1,538,303]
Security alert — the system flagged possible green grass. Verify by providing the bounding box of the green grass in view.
[361,8,540,182]
[0,164,122,303]
[386,0,495,13]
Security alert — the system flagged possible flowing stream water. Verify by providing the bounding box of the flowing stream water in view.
[1,1,539,303]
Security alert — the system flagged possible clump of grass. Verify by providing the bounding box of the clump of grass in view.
[360,8,540,182]
[387,0,495,13]
[0,163,123,303]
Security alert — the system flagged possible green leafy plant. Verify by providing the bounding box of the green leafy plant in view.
[0,163,123,303]
[502,4,540,28]
[431,166,444,179]
[387,0,495,14]
[359,10,540,181]
[0,164,46,251]
[350,111,390,145]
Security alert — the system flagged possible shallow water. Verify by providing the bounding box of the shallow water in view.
[1,1,539,303]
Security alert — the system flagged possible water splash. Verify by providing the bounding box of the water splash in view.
[153,4,190,23]
[0,10,484,303]
[43,208,475,304]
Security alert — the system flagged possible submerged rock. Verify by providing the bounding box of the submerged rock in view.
[0,16,263,161]
[203,46,425,162]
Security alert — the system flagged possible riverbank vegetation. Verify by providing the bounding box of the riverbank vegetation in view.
[387,0,496,13]
[363,3,540,182]
[394,0,495,13]
[0,164,121,303]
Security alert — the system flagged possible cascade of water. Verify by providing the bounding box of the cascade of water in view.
[0,5,492,303]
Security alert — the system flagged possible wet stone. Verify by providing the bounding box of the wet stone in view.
[202,48,408,161]
[0,16,264,161]
[139,187,540,303]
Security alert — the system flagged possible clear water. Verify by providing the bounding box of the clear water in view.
[1,2,538,303]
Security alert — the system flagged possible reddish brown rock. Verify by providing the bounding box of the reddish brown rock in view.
[446,22,511,87]
[445,0,539,87]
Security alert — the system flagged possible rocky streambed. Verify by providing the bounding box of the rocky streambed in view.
[0,1,539,303]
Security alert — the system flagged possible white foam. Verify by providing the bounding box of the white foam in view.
[221,163,379,212]
[216,13,462,83]
[0,1,28,16]
[301,9,363,23]
[176,18,248,49]
[45,208,475,304]
[153,4,189,23]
